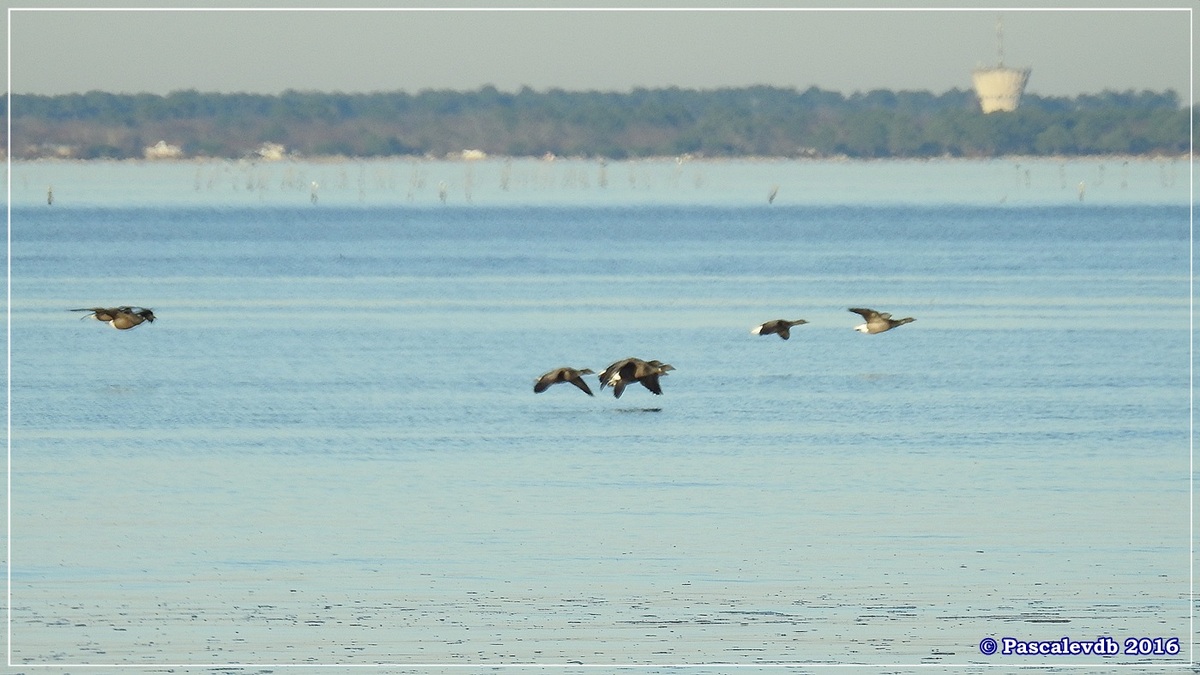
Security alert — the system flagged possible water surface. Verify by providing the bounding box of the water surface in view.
[6,159,1193,672]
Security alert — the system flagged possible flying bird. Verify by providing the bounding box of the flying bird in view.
[534,367,595,396]
[751,319,808,340]
[849,307,914,334]
[599,358,674,399]
[72,306,156,330]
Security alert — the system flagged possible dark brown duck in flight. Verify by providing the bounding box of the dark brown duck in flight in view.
[534,367,595,396]
[72,306,156,330]
[751,319,809,340]
[599,357,675,399]
[849,307,914,334]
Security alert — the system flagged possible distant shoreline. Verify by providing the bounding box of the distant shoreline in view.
[9,88,1188,161]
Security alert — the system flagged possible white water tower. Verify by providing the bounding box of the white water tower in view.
[972,17,1031,113]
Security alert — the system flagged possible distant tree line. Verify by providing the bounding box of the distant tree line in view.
[4,85,1192,160]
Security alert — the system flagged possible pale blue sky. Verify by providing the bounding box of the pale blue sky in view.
[5,3,1195,101]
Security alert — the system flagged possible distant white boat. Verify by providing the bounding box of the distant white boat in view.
[256,142,288,161]
[144,140,183,160]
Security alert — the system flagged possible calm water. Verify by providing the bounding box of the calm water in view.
[5,159,1194,673]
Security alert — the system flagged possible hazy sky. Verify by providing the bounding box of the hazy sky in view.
[5,3,1195,101]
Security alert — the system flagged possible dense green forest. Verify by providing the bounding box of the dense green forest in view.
[5,86,1192,160]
